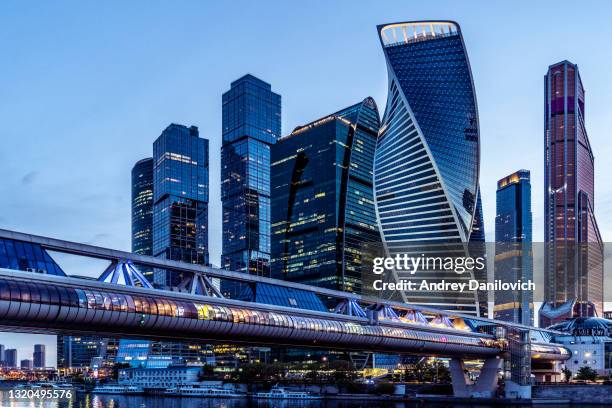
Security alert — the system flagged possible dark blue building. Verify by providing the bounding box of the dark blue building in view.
[153,124,209,287]
[374,21,485,316]
[131,158,154,257]
[494,170,533,325]
[221,75,281,297]
[271,98,380,293]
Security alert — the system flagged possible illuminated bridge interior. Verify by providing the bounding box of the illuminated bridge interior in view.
[0,229,569,361]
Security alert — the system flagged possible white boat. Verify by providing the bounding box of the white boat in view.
[164,384,244,397]
[255,385,321,400]
[92,384,143,394]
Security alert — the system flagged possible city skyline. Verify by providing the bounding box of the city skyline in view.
[1,1,612,365]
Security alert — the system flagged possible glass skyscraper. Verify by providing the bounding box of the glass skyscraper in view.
[374,21,485,316]
[153,123,209,287]
[271,98,381,293]
[131,158,154,256]
[221,74,281,297]
[33,344,46,368]
[541,61,603,325]
[494,170,533,325]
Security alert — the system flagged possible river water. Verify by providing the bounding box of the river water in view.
[0,391,604,408]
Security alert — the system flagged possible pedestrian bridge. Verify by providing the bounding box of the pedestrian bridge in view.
[0,230,570,395]
[0,228,569,362]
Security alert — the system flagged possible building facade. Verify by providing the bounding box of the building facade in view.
[153,124,209,287]
[374,21,485,315]
[118,365,202,388]
[5,349,17,368]
[57,336,113,370]
[494,170,533,325]
[548,317,612,376]
[541,61,604,325]
[132,158,154,256]
[33,344,46,368]
[20,359,32,370]
[221,74,281,297]
[271,98,381,293]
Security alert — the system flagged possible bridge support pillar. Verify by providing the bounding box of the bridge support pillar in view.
[450,357,502,398]
[450,358,471,397]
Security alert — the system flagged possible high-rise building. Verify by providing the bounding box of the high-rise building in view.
[20,359,32,370]
[494,170,533,325]
[33,344,46,368]
[374,21,485,316]
[0,344,5,365]
[132,158,154,256]
[221,74,281,297]
[57,336,112,370]
[153,123,209,287]
[271,98,381,293]
[541,61,604,326]
[5,349,17,368]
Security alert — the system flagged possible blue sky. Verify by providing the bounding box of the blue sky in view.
[1,1,611,367]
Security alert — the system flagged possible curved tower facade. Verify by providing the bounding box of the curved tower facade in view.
[271,98,381,293]
[374,21,484,315]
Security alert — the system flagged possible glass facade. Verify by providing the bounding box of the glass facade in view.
[57,336,112,369]
[221,75,280,298]
[33,344,45,368]
[153,124,209,287]
[542,61,603,324]
[115,339,212,368]
[238,282,327,312]
[494,170,533,325]
[0,238,65,276]
[131,158,154,256]
[375,21,485,315]
[271,98,381,293]
[0,276,502,356]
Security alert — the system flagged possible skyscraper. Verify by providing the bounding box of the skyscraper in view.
[33,344,46,368]
[494,170,533,325]
[0,344,5,365]
[5,349,17,368]
[271,98,381,292]
[132,158,154,256]
[374,21,485,316]
[541,60,603,325]
[153,123,209,286]
[221,74,281,297]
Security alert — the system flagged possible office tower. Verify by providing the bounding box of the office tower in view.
[33,344,46,368]
[494,170,533,325]
[115,339,214,368]
[374,21,485,316]
[57,336,111,369]
[152,124,209,287]
[221,74,281,297]
[0,344,5,365]
[541,61,604,325]
[20,359,32,370]
[271,98,381,292]
[5,349,17,368]
[132,158,154,256]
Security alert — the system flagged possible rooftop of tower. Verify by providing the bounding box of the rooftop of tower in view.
[378,20,460,47]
